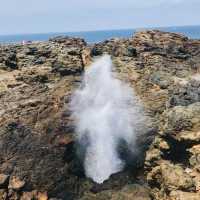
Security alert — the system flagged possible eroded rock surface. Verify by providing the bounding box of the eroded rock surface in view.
[0,30,200,199]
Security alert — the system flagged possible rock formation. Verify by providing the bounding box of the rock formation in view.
[0,30,200,200]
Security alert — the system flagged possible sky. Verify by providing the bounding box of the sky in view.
[0,0,200,35]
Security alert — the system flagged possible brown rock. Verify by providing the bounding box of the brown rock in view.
[147,162,194,191]
[8,189,20,200]
[9,176,25,190]
[170,190,200,200]
[20,190,48,200]
[81,48,92,67]
[112,184,151,200]
[145,148,162,167]
[20,191,36,200]
[80,184,151,200]
[37,192,48,200]
[0,189,7,200]
[161,163,194,191]
[0,174,9,187]
[179,130,200,142]
[1,30,200,199]
[189,145,200,171]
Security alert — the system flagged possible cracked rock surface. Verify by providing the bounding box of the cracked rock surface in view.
[0,30,200,199]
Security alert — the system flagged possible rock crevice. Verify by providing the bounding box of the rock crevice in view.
[0,30,200,199]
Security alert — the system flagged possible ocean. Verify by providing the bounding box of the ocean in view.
[0,25,200,44]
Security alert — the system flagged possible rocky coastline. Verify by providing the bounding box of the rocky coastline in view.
[0,30,200,200]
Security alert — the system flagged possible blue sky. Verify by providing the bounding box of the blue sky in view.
[0,0,200,35]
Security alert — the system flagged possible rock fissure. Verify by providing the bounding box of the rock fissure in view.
[0,30,200,199]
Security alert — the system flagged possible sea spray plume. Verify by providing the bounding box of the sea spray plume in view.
[70,55,145,183]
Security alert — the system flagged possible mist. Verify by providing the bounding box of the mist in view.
[70,55,146,184]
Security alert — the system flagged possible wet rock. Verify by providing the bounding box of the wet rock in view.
[80,184,151,200]
[111,184,151,200]
[178,130,200,142]
[132,30,188,54]
[91,45,103,56]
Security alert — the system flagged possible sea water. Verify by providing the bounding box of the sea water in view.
[0,25,200,44]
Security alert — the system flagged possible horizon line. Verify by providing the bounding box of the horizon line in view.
[0,24,200,37]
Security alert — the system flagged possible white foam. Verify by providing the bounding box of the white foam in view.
[70,55,145,183]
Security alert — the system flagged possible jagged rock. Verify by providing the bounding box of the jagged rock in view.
[81,48,92,66]
[52,60,83,76]
[145,148,162,168]
[132,30,189,55]
[147,162,194,191]
[80,184,151,200]
[0,30,200,199]
[169,190,200,200]
[160,163,194,191]
[178,130,200,142]
[153,137,170,150]
[161,103,200,137]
